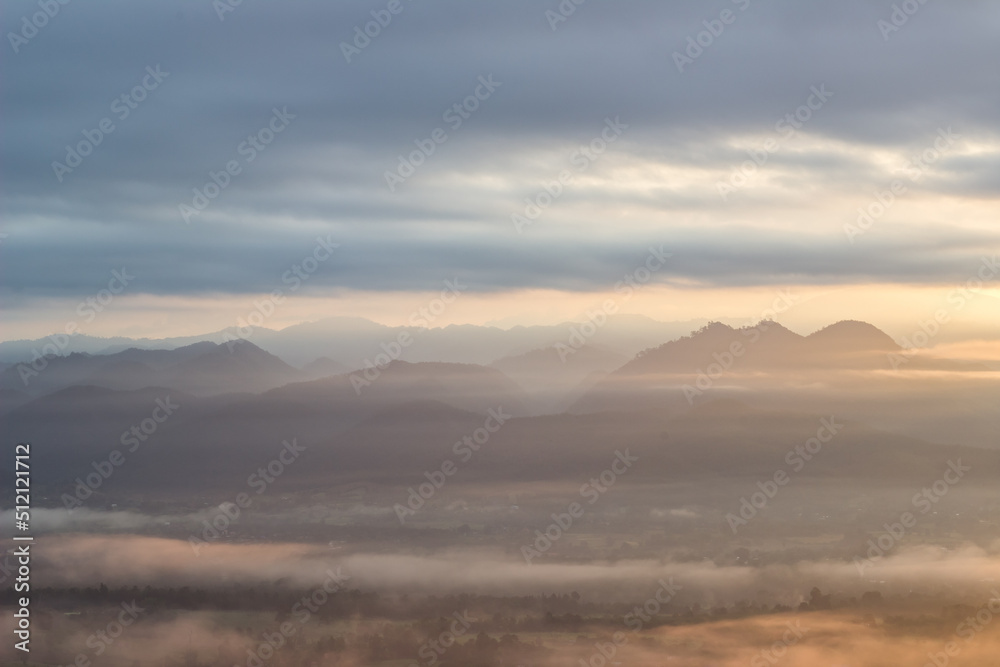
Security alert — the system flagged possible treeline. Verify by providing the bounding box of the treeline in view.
[3,583,889,624]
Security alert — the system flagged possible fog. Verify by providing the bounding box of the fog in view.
[3,319,999,665]
[15,533,1000,606]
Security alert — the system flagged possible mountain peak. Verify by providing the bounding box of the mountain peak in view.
[617,319,899,375]
[806,320,898,351]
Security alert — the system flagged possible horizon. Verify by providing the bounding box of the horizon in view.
[5,294,1000,344]
[5,311,1000,373]
[0,312,919,343]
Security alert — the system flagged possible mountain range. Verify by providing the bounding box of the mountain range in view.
[0,315,709,366]
[2,317,997,503]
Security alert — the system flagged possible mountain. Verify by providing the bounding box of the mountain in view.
[0,340,302,397]
[571,320,1000,449]
[492,344,628,382]
[241,315,699,367]
[102,341,219,369]
[617,320,901,376]
[6,386,1000,502]
[0,360,532,497]
[804,319,899,356]
[261,360,531,418]
[0,315,712,368]
[300,357,352,380]
[159,340,303,395]
[0,332,227,363]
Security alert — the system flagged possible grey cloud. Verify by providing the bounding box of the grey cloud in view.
[0,218,995,300]
[1,0,998,302]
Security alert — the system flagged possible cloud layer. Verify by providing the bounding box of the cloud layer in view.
[2,0,998,328]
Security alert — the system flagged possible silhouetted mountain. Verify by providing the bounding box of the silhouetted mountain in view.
[0,351,102,395]
[0,333,225,363]
[618,320,901,376]
[0,340,302,397]
[570,321,1000,448]
[0,315,712,368]
[109,341,219,369]
[159,340,301,395]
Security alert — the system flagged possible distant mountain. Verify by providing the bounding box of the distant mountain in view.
[618,320,902,376]
[492,344,628,380]
[7,385,1000,501]
[158,340,302,395]
[103,341,219,369]
[0,315,711,368]
[0,351,102,395]
[263,360,531,418]
[805,319,899,354]
[570,320,999,448]
[300,357,351,380]
[0,332,227,363]
[0,360,533,496]
[0,340,302,397]
[232,314,711,367]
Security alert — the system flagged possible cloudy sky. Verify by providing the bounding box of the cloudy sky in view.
[2,0,998,340]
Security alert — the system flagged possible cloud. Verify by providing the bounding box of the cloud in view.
[2,0,999,321]
[24,531,1000,605]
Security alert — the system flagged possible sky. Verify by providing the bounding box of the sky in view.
[2,0,998,342]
